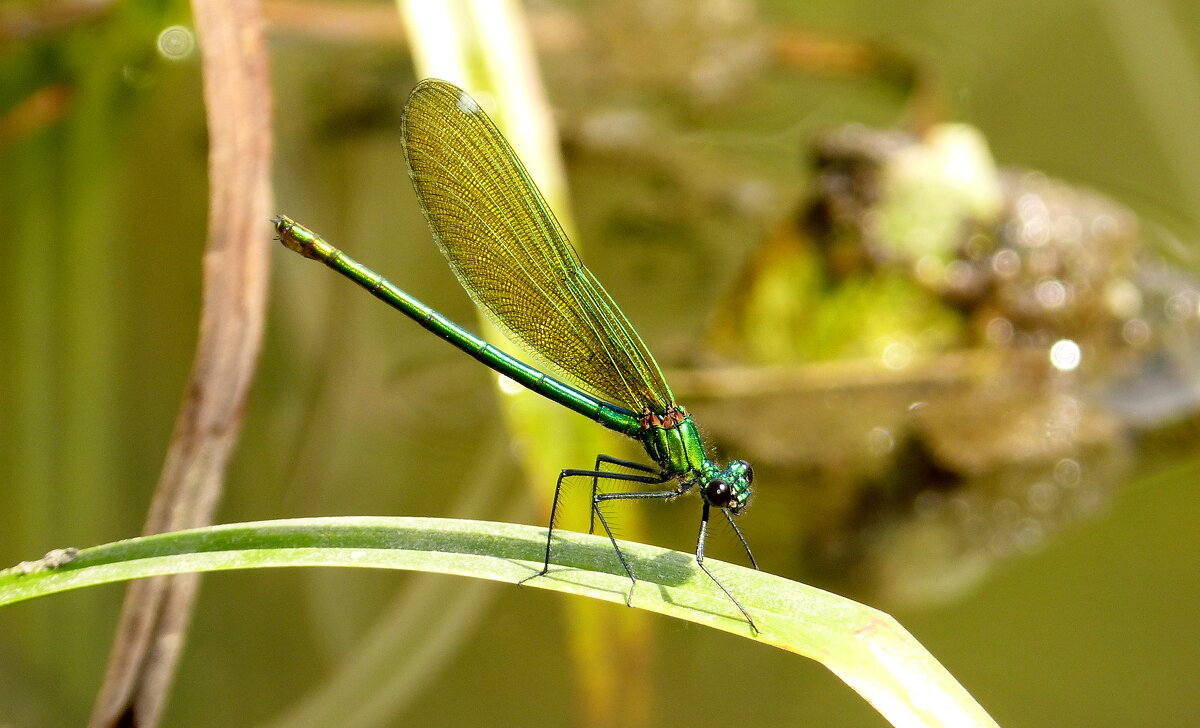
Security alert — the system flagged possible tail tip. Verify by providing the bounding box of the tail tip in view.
[272,214,316,258]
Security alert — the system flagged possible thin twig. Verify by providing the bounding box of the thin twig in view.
[88,1,274,726]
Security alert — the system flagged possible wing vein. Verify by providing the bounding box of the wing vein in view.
[400,79,674,412]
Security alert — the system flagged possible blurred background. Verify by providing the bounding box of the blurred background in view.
[2,0,1199,725]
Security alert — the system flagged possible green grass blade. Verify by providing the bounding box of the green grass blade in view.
[0,516,998,728]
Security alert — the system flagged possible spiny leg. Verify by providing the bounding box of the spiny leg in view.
[697,503,759,634]
[588,455,662,535]
[519,463,666,586]
[722,508,760,570]
[592,485,687,606]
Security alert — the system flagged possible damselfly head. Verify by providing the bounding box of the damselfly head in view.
[701,459,753,513]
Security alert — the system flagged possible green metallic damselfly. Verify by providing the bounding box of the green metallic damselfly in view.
[275,79,759,632]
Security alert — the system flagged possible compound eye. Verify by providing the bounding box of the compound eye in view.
[705,479,733,508]
[737,460,754,484]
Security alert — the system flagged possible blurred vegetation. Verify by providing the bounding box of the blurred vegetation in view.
[2,0,1200,726]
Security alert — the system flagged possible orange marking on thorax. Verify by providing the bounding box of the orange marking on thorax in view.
[639,404,688,432]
